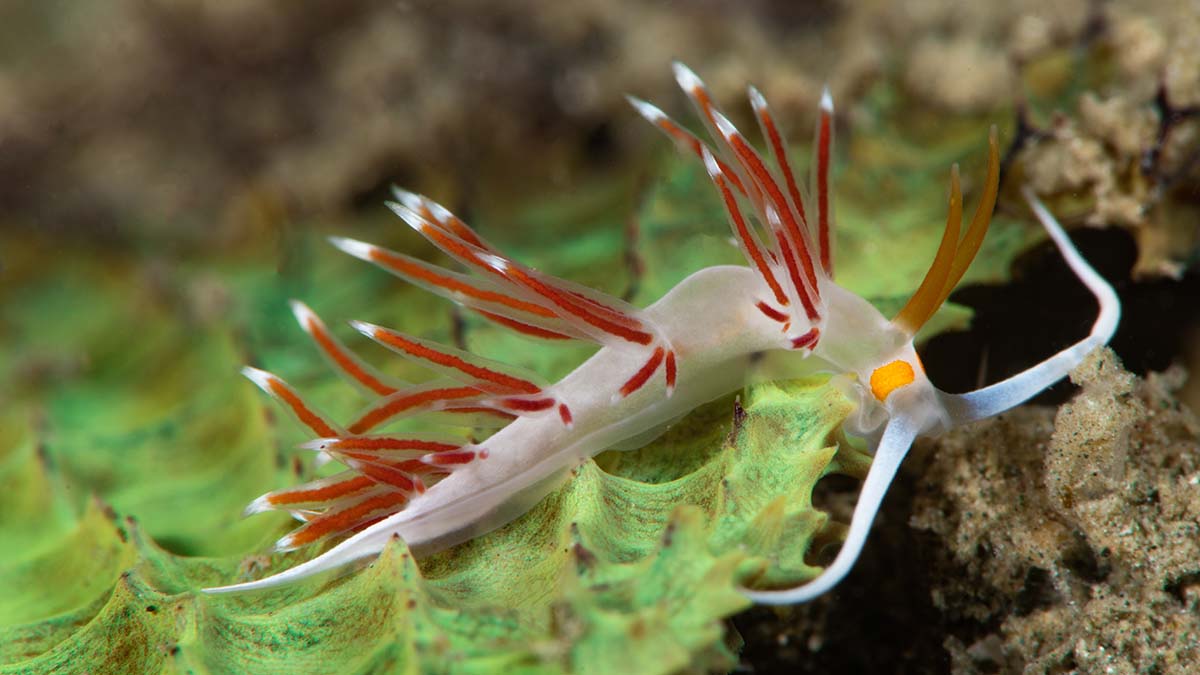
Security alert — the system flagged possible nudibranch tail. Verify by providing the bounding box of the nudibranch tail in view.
[894,127,1000,336]
[206,509,416,593]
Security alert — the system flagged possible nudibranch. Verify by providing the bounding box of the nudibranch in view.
[205,64,1119,603]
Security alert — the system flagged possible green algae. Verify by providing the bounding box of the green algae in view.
[0,372,854,673]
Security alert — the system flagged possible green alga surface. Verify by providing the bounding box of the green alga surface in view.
[0,353,853,674]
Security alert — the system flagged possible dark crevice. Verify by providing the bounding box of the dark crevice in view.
[1164,570,1200,606]
[1012,567,1059,617]
[1050,651,1079,674]
[1062,535,1110,585]
[732,452,949,674]
[922,226,1200,405]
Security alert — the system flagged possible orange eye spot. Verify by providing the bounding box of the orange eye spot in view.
[870,360,916,402]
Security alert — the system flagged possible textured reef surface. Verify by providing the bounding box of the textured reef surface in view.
[913,349,1200,673]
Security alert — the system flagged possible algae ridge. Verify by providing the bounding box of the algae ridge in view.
[0,372,861,673]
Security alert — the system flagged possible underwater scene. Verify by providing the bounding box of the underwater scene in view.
[1,1,1198,673]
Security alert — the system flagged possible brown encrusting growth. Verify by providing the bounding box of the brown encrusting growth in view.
[911,348,1200,673]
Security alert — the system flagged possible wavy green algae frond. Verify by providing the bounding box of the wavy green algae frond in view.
[0,372,855,673]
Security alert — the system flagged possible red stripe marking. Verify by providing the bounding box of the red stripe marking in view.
[415,222,509,283]
[564,290,643,330]
[345,458,420,493]
[757,106,808,224]
[327,437,461,453]
[344,514,388,536]
[774,229,821,322]
[713,172,790,307]
[307,318,397,396]
[423,205,490,250]
[790,327,820,350]
[756,301,789,323]
[414,220,651,343]
[266,378,339,437]
[441,405,518,421]
[370,327,542,395]
[690,85,718,128]
[368,247,556,318]
[350,385,483,434]
[728,133,821,294]
[475,310,575,340]
[685,86,770,207]
[422,450,478,466]
[392,458,437,475]
[286,492,410,547]
[496,397,557,412]
[665,350,677,393]
[558,403,573,426]
[415,201,492,252]
[266,475,375,506]
[690,85,774,206]
[619,347,665,398]
[816,107,833,276]
[445,216,490,252]
[714,157,750,199]
[504,266,655,345]
[655,118,748,196]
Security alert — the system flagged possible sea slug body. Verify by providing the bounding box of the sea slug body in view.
[206,64,1119,603]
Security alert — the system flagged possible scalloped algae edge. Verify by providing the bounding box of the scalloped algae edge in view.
[1,375,856,673]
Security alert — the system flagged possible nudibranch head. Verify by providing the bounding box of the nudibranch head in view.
[205,64,1119,604]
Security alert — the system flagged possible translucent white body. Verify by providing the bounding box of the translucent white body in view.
[206,191,1117,597]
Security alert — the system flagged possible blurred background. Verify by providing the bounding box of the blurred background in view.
[1,0,1193,253]
[1,1,1198,673]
